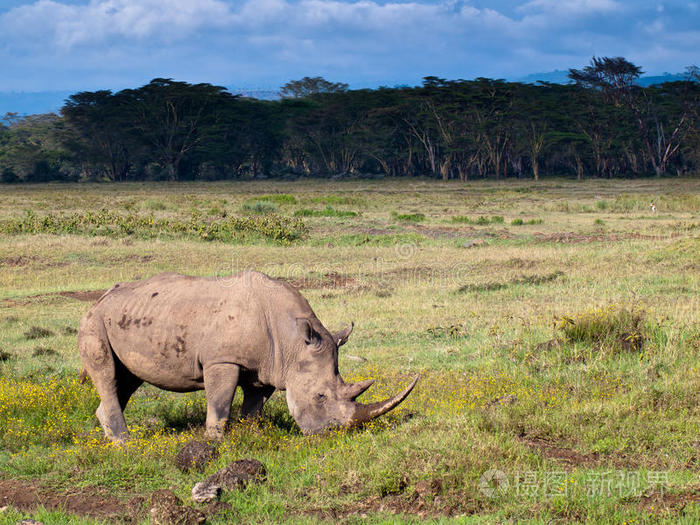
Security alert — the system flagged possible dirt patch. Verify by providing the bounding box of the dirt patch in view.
[1,289,107,308]
[639,486,700,513]
[58,290,107,302]
[535,231,671,244]
[0,479,145,523]
[0,479,232,524]
[117,255,155,263]
[520,436,599,468]
[0,255,38,267]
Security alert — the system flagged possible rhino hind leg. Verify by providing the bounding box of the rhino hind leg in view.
[240,384,275,418]
[203,363,241,439]
[79,321,134,442]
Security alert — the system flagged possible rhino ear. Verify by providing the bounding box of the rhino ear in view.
[333,322,354,347]
[296,318,321,346]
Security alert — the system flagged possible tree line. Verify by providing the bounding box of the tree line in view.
[1,58,699,183]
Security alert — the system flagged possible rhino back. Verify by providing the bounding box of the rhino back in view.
[89,272,285,391]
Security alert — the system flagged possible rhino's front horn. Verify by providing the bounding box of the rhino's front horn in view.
[348,376,419,426]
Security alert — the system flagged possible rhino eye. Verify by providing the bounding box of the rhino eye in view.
[315,393,326,402]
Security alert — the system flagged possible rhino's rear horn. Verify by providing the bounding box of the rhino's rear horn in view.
[341,379,374,400]
[348,376,419,426]
[333,322,354,347]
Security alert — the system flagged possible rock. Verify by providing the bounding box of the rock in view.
[461,239,485,248]
[175,441,220,473]
[149,489,206,525]
[206,459,266,490]
[192,481,221,503]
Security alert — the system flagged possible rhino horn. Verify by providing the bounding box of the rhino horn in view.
[348,375,419,426]
[333,322,354,347]
[341,379,374,400]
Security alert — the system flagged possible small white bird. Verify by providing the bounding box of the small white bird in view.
[650,202,657,213]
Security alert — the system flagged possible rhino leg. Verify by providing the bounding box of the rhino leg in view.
[203,363,240,439]
[79,319,136,442]
[240,385,275,418]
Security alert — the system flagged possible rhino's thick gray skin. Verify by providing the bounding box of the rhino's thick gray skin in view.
[79,271,418,441]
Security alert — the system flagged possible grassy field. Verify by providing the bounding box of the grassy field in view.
[0,177,699,524]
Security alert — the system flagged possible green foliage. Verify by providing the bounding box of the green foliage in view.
[294,206,358,218]
[0,210,308,244]
[393,212,425,222]
[511,218,524,225]
[452,215,505,225]
[253,194,297,204]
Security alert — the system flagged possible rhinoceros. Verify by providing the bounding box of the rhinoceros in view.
[78,271,417,441]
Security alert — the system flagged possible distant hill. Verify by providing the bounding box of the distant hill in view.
[0,90,73,117]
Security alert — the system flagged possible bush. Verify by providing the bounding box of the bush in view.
[0,210,308,244]
[511,218,524,225]
[0,168,18,184]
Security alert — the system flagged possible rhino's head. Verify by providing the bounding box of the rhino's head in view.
[284,318,418,435]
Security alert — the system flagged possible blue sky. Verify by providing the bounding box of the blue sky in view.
[0,0,698,92]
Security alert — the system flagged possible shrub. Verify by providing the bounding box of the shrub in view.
[511,218,524,225]
[0,210,308,244]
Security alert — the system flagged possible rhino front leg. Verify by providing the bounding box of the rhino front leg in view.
[203,363,240,439]
[241,385,275,418]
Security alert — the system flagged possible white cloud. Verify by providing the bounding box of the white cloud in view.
[521,0,619,15]
[1,0,234,49]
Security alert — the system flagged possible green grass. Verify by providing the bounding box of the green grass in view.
[1,177,699,523]
[294,206,358,217]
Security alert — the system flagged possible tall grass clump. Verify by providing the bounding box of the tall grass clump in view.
[452,215,504,225]
[294,206,358,218]
[251,194,297,205]
[393,212,425,222]
[556,303,655,355]
[241,200,280,215]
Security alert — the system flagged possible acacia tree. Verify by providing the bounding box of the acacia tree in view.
[280,77,349,99]
[119,79,232,180]
[61,91,135,181]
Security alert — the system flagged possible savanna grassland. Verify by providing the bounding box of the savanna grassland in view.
[0,178,699,524]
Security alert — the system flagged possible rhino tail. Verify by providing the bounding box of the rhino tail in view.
[79,368,89,384]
